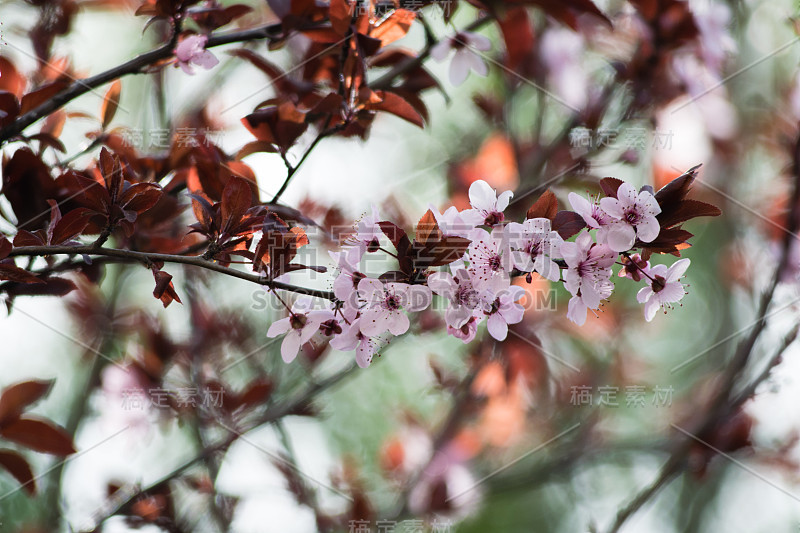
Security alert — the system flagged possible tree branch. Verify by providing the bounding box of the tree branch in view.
[9,245,335,300]
[0,23,287,145]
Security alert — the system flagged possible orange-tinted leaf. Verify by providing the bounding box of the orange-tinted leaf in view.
[0,380,54,425]
[526,190,558,221]
[0,417,76,456]
[100,80,122,129]
[0,450,36,495]
[0,58,26,98]
[221,177,253,232]
[370,9,416,47]
[416,210,442,246]
[330,0,353,35]
[428,236,471,266]
[366,91,424,127]
[236,141,279,159]
[152,269,182,308]
[19,81,69,115]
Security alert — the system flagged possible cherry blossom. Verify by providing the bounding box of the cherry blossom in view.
[466,227,512,291]
[568,192,615,245]
[330,249,367,311]
[357,278,431,336]
[174,34,219,75]
[347,205,382,255]
[637,258,690,321]
[428,269,486,329]
[462,180,513,228]
[267,303,333,363]
[430,31,491,86]
[329,317,379,368]
[599,183,661,252]
[619,253,651,282]
[506,218,563,282]
[448,315,481,343]
[483,285,526,341]
[561,232,615,325]
[430,205,477,239]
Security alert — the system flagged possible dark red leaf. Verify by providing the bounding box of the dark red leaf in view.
[0,264,44,284]
[0,380,54,425]
[51,208,93,245]
[552,210,587,239]
[0,450,36,495]
[498,7,534,69]
[120,183,163,214]
[13,231,45,247]
[0,417,76,456]
[378,221,408,250]
[599,177,624,198]
[329,0,353,35]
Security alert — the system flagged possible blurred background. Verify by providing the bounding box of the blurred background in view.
[2,0,800,531]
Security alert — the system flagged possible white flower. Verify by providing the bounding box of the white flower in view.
[466,227,512,291]
[174,34,219,75]
[428,269,486,329]
[357,278,431,337]
[482,285,526,341]
[329,317,379,368]
[267,302,333,363]
[330,249,366,311]
[429,205,477,239]
[561,232,616,325]
[430,31,491,86]
[598,183,662,252]
[462,180,513,228]
[505,218,563,282]
[568,192,616,245]
[636,258,690,321]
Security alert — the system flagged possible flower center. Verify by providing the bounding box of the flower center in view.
[624,208,641,225]
[455,284,478,308]
[484,211,504,226]
[366,237,380,253]
[290,314,307,330]
[320,319,342,336]
[488,254,502,271]
[384,294,401,310]
[652,275,667,293]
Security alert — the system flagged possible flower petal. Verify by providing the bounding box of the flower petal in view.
[280,333,302,363]
[487,314,508,340]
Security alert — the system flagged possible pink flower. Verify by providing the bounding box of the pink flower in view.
[267,302,333,363]
[430,31,491,86]
[428,269,486,329]
[462,180,513,228]
[329,317,379,368]
[483,285,525,341]
[330,249,366,311]
[466,227,512,291]
[357,278,431,336]
[430,205,476,239]
[346,205,382,255]
[599,183,661,252]
[618,253,651,282]
[506,218,563,282]
[561,233,616,325]
[447,315,481,343]
[636,258,690,321]
[568,192,616,245]
[174,34,219,75]
[540,27,588,110]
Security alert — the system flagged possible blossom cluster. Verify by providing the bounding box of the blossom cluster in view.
[267,177,710,368]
